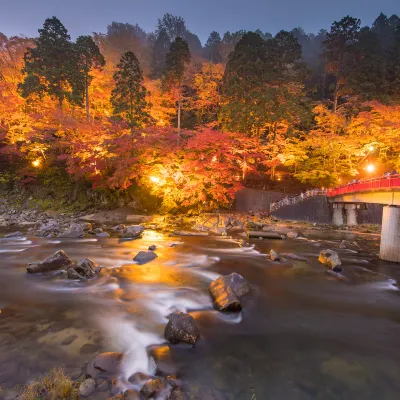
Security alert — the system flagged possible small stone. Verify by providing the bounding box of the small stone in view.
[94,227,103,234]
[339,240,352,249]
[133,251,158,264]
[96,378,109,392]
[79,378,96,397]
[319,249,342,269]
[148,245,157,251]
[269,249,280,261]
[164,312,200,345]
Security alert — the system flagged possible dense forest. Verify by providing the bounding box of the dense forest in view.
[0,13,399,211]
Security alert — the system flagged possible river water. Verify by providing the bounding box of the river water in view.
[1,227,400,399]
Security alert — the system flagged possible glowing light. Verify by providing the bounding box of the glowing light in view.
[32,159,41,168]
[368,145,375,152]
[150,176,161,184]
[366,164,375,173]
[338,178,342,183]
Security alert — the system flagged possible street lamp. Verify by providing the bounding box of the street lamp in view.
[366,164,375,173]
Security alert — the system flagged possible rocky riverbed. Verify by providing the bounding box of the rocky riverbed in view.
[0,206,399,400]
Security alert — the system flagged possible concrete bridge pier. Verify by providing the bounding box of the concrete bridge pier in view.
[332,203,344,226]
[345,204,358,226]
[380,205,400,263]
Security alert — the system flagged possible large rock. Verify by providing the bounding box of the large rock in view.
[133,251,157,264]
[67,267,85,280]
[122,225,144,239]
[319,249,342,269]
[59,223,85,238]
[35,219,61,237]
[208,276,242,312]
[96,232,110,238]
[87,352,124,378]
[223,273,250,297]
[164,312,200,345]
[79,378,96,397]
[27,250,73,273]
[75,258,99,278]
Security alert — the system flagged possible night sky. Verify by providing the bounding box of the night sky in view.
[1,0,398,42]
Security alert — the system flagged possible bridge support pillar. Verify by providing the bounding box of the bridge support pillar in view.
[345,204,357,226]
[380,205,400,263]
[332,203,344,226]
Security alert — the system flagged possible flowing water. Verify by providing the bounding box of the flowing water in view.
[1,227,400,399]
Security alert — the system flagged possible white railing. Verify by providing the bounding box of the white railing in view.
[270,189,327,212]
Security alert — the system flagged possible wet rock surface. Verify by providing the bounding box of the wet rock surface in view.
[209,276,242,312]
[133,251,158,264]
[87,352,124,378]
[122,225,144,239]
[27,250,73,273]
[79,378,96,397]
[164,312,200,345]
[318,249,342,269]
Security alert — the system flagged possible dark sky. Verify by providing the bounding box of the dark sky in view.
[1,0,398,43]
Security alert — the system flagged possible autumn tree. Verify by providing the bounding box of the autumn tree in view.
[162,37,191,133]
[75,35,105,118]
[323,16,361,112]
[111,51,151,129]
[18,17,81,109]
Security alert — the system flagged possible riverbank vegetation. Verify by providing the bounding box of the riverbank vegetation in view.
[1,13,400,211]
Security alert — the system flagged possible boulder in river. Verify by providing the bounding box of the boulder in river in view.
[123,389,141,400]
[59,223,85,238]
[223,273,250,297]
[208,276,242,312]
[4,231,23,238]
[87,352,124,378]
[81,222,92,232]
[140,378,166,399]
[27,250,73,273]
[133,251,158,264]
[122,225,144,239]
[164,311,200,345]
[79,378,96,397]
[75,257,99,278]
[148,245,157,251]
[319,249,342,269]
[67,268,85,280]
[34,219,61,237]
[269,249,280,261]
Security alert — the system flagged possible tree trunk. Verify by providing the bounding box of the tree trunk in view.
[58,97,63,110]
[177,89,181,134]
[333,80,339,113]
[85,70,90,119]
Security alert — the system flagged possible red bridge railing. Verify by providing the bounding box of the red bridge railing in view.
[327,174,400,197]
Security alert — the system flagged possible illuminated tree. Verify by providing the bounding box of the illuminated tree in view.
[75,35,105,118]
[111,51,151,129]
[162,37,191,133]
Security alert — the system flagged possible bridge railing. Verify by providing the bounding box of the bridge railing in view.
[270,189,327,212]
[327,174,400,197]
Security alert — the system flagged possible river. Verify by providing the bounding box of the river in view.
[1,227,400,399]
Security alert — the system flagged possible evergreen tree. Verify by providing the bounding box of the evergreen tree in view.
[323,16,361,112]
[111,51,151,129]
[205,31,222,63]
[75,35,105,118]
[162,37,191,133]
[18,17,79,109]
[151,28,170,78]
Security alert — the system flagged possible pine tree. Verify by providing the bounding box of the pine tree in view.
[151,28,170,78]
[75,35,105,118]
[111,51,151,129]
[205,31,222,63]
[18,17,79,109]
[162,37,191,133]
